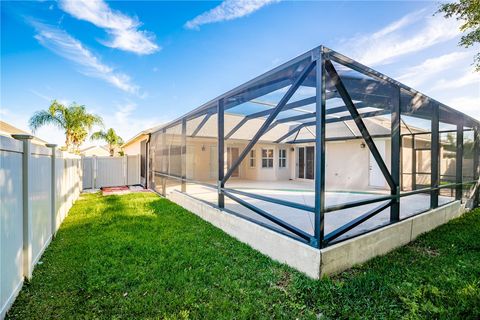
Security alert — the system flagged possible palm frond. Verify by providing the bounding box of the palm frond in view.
[29,110,61,132]
[90,130,107,141]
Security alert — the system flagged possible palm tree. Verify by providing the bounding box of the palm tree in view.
[90,128,124,157]
[29,100,103,151]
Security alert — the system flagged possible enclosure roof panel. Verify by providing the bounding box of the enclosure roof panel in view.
[150,45,478,137]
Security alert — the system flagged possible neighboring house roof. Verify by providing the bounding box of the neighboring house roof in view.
[122,131,148,148]
[0,120,48,145]
[80,145,109,152]
[79,146,110,157]
[122,124,164,148]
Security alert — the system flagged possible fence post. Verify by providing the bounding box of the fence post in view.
[46,144,57,237]
[12,134,34,280]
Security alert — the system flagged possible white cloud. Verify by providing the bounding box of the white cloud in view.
[430,69,480,91]
[92,102,165,146]
[114,102,137,124]
[59,0,159,55]
[339,9,462,66]
[370,9,426,40]
[29,89,53,102]
[31,21,140,94]
[443,96,480,120]
[396,51,471,88]
[394,50,479,120]
[185,0,279,30]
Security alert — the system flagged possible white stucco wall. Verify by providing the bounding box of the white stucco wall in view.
[151,132,452,193]
[123,138,147,155]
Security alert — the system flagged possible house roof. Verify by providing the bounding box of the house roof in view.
[80,145,109,153]
[122,131,148,148]
[121,123,165,148]
[0,120,49,145]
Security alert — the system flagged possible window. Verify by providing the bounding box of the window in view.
[249,149,256,168]
[262,148,274,168]
[279,149,287,168]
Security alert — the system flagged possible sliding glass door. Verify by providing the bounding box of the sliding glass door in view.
[298,146,314,180]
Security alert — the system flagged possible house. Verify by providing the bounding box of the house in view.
[122,125,164,186]
[122,130,149,155]
[79,145,110,157]
[138,45,478,258]
[146,114,446,192]
[0,120,48,146]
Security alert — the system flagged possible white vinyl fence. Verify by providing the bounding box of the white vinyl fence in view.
[82,155,140,189]
[0,134,82,319]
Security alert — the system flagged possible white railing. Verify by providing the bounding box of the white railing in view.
[0,134,82,319]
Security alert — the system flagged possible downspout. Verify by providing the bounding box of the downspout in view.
[145,133,151,189]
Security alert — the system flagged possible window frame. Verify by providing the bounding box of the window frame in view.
[279,148,287,168]
[261,148,274,168]
[249,149,256,168]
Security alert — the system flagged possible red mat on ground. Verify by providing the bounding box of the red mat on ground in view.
[101,186,129,192]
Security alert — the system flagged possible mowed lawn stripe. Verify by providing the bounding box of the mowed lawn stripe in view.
[7,192,480,319]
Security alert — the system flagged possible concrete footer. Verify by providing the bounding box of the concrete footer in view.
[168,191,466,279]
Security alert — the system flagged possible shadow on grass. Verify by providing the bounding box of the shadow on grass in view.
[6,192,480,319]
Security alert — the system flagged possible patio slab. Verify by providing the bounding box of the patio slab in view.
[166,179,454,241]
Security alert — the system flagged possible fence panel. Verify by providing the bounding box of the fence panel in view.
[127,155,140,185]
[95,156,125,188]
[30,145,53,266]
[0,136,24,318]
[82,157,93,189]
[55,151,66,228]
[82,155,141,189]
[0,135,82,318]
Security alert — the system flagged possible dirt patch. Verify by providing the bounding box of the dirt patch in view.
[101,185,149,196]
[410,244,440,257]
[273,270,292,293]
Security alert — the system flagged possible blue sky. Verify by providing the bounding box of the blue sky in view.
[1,0,479,146]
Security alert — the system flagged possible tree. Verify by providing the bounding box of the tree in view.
[29,100,103,152]
[437,0,480,71]
[90,128,124,157]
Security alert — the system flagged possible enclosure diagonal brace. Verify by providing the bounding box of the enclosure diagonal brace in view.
[223,190,312,241]
[323,200,393,244]
[275,122,313,143]
[324,60,396,190]
[191,112,213,137]
[222,60,316,184]
[225,117,249,140]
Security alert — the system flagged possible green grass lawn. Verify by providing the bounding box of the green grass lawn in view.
[7,192,480,319]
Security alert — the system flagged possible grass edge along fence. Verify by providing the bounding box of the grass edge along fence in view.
[1,134,82,319]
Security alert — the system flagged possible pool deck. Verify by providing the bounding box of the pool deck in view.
[165,179,454,241]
